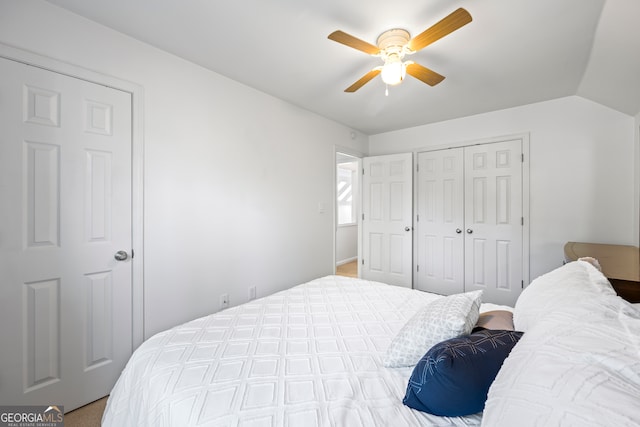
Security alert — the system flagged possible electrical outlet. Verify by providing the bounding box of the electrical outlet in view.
[248,286,257,301]
[220,293,229,309]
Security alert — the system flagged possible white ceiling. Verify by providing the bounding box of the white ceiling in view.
[46,0,640,135]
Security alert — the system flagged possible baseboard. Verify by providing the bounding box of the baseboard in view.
[336,256,357,267]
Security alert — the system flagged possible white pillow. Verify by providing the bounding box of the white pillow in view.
[483,294,640,427]
[513,260,615,332]
[383,290,483,368]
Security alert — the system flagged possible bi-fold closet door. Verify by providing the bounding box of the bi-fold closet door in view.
[416,139,524,306]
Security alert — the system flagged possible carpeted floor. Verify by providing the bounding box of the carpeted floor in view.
[64,396,108,426]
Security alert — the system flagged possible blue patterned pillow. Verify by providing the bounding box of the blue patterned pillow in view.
[403,329,523,416]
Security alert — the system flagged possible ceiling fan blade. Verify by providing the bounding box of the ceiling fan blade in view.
[345,69,382,92]
[328,30,381,55]
[406,62,445,86]
[407,8,472,52]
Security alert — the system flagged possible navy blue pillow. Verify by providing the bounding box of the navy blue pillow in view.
[403,328,523,416]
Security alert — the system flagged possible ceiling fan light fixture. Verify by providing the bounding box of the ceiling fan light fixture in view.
[381,60,406,86]
[328,8,472,93]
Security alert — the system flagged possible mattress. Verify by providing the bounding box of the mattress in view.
[102,276,487,426]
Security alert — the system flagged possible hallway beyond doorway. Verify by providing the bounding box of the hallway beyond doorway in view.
[336,260,358,278]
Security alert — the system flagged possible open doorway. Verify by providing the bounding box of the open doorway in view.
[335,151,361,278]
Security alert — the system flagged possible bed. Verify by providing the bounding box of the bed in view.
[102,275,505,426]
[102,262,640,426]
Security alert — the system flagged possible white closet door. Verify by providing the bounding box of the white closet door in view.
[361,153,413,287]
[464,140,523,305]
[0,57,133,411]
[415,139,524,306]
[416,149,465,294]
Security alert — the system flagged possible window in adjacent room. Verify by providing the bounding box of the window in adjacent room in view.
[337,158,358,225]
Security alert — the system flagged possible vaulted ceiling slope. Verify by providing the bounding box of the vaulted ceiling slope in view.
[46,0,640,135]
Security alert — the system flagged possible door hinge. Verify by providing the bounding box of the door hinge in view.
[362,213,365,221]
[416,163,419,172]
[131,249,135,259]
[416,214,420,222]
[521,153,524,162]
[362,167,365,175]
[417,265,420,272]
[361,259,364,265]
[521,217,524,226]
[521,280,524,289]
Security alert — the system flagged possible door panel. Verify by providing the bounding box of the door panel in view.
[362,153,413,287]
[464,140,523,305]
[0,57,133,411]
[416,149,465,294]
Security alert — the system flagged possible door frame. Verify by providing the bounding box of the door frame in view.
[413,133,530,289]
[333,145,363,276]
[0,42,145,348]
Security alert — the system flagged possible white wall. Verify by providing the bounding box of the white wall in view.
[335,225,358,265]
[370,96,637,280]
[0,1,368,337]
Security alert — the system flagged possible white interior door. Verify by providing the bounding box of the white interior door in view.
[361,153,413,287]
[0,58,133,411]
[416,149,465,294]
[464,140,523,305]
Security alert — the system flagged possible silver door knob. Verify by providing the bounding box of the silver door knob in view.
[404,226,411,232]
[455,228,462,234]
[466,229,473,234]
[114,250,129,261]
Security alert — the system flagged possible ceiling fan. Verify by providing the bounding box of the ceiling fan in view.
[328,8,472,93]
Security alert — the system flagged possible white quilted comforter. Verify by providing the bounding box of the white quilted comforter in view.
[102,276,483,427]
